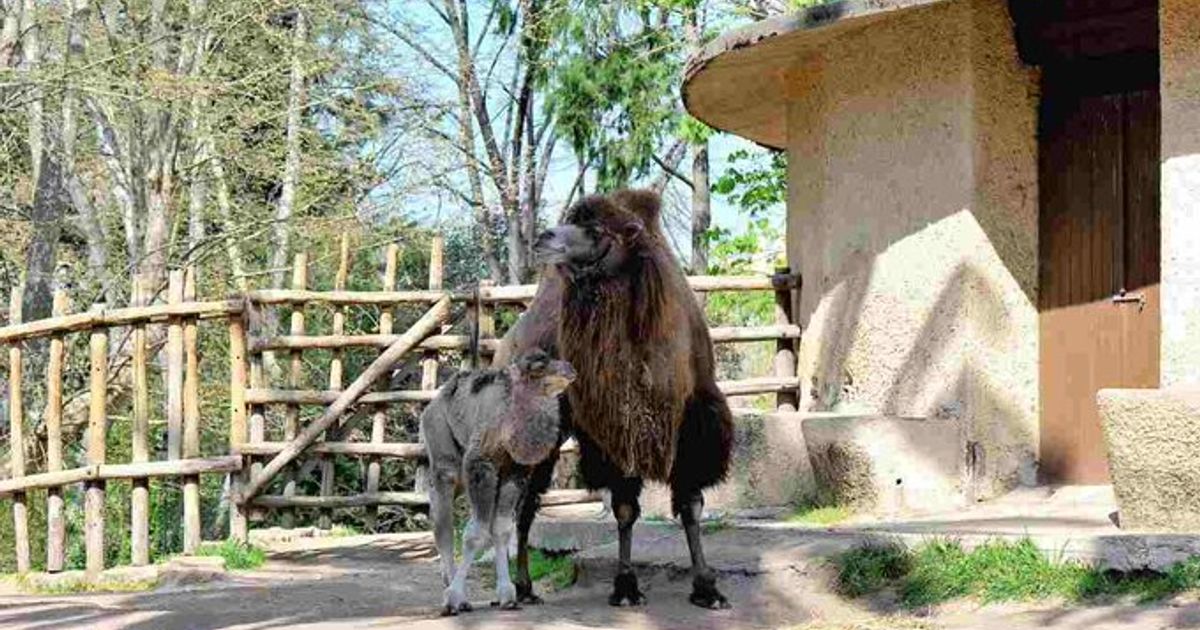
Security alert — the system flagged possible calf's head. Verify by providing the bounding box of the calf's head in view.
[500,350,576,465]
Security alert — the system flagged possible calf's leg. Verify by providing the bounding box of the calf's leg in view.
[443,458,498,616]
[429,468,458,586]
[491,479,523,609]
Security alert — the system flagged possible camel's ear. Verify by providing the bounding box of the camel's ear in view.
[612,189,661,225]
[619,218,645,245]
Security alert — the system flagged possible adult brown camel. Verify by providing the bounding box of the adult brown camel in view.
[494,188,734,609]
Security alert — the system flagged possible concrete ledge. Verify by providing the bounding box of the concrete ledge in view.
[641,410,813,518]
[802,414,964,514]
[1099,387,1200,532]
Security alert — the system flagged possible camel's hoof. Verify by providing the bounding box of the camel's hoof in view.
[440,602,472,616]
[515,581,544,605]
[608,572,647,607]
[458,602,473,613]
[689,576,731,610]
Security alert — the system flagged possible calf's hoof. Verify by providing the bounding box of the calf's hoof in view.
[442,587,472,616]
[515,580,544,605]
[608,572,647,607]
[689,575,731,610]
[492,582,520,610]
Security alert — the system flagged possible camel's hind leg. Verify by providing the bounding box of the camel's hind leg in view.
[513,446,558,604]
[608,476,646,607]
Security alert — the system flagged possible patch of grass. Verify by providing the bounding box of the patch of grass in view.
[328,525,360,538]
[787,505,852,526]
[835,538,1200,608]
[701,514,733,534]
[5,573,159,595]
[834,542,912,598]
[522,549,576,590]
[194,540,267,570]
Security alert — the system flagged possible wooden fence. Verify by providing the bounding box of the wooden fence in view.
[0,235,801,576]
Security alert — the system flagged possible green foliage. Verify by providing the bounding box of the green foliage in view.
[712,148,787,219]
[835,538,1200,607]
[195,540,267,570]
[548,2,686,190]
[519,549,577,590]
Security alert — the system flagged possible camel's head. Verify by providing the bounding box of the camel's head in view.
[534,189,661,277]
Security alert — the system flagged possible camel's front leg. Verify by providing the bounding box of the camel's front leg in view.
[676,488,730,609]
[491,479,523,610]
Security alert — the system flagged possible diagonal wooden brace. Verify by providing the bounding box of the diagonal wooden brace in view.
[236,296,451,504]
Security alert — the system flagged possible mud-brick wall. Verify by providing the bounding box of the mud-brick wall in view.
[1161,0,1200,388]
[784,0,1040,499]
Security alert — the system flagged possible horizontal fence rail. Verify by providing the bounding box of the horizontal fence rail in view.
[0,234,802,577]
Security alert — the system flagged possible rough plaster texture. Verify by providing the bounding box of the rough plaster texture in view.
[1160,0,1200,387]
[1098,388,1200,532]
[802,415,965,514]
[783,0,1040,499]
[640,411,813,518]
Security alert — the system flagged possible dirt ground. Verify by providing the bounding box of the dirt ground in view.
[2,528,1200,630]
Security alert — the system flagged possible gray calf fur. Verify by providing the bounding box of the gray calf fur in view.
[420,350,575,615]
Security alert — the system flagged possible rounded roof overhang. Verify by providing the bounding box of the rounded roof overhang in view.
[682,0,950,149]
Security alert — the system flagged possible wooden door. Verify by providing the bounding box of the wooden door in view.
[1038,58,1161,484]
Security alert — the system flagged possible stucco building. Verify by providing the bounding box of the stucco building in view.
[683,0,1199,505]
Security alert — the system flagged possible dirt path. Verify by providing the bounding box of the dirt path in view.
[1,529,1198,630]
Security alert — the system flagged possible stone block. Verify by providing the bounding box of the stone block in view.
[801,414,964,514]
[1098,387,1200,531]
[641,410,814,518]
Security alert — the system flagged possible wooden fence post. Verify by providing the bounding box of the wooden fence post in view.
[167,270,185,460]
[772,267,800,412]
[46,289,69,572]
[248,343,266,522]
[8,287,29,574]
[131,276,151,566]
[283,252,307,528]
[85,303,108,576]
[365,243,398,532]
[319,237,351,530]
[415,236,444,496]
[229,305,250,542]
[183,267,202,553]
[477,280,495,368]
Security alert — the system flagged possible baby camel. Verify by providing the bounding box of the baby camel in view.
[421,349,575,616]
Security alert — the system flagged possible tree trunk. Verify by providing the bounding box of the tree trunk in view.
[453,63,502,281]
[445,0,520,280]
[209,141,248,291]
[690,141,710,274]
[0,0,20,68]
[62,0,114,305]
[686,6,711,276]
[19,0,41,184]
[186,0,210,261]
[24,152,67,321]
[270,8,307,289]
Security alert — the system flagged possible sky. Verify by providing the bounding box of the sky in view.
[384,1,779,256]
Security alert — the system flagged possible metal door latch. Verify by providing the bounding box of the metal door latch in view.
[1112,289,1146,311]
